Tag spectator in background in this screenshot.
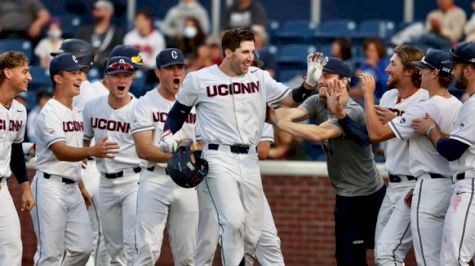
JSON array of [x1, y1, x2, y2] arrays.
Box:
[[34, 18, 63, 68], [222, 0, 267, 30], [27, 89, 52, 143], [331, 37, 353, 62], [187, 35, 222, 72], [161, 0, 210, 47], [178, 16, 206, 59], [124, 9, 166, 69], [76, 0, 124, 70], [0, 0, 50, 41], [252, 25, 277, 77], [464, 0, 475, 42], [351, 37, 389, 103], [206, 35, 223, 65], [413, 0, 466, 49]]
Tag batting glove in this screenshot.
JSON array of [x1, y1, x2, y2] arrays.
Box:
[[305, 52, 328, 87], [159, 130, 178, 153]]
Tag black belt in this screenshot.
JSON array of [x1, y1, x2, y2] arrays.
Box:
[[87, 157, 94, 161], [43, 173, 76, 184], [429, 173, 447, 179], [147, 167, 168, 174], [388, 174, 416, 183], [104, 167, 142, 179], [208, 144, 256, 154]]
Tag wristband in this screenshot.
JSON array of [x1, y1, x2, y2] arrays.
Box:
[[291, 82, 313, 103]]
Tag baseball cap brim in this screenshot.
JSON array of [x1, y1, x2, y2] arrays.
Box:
[[411, 60, 432, 69]]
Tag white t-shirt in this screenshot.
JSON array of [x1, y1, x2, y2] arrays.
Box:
[[176, 65, 290, 146], [0, 100, 26, 177], [130, 88, 196, 168], [35, 99, 84, 181], [83, 96, 140, 173], [73, 80, 109, 111], [124, 29, 166, 69], [449, 94, 475, 177], [34, 38, 62, 67], [380, 88, 429, 176], [389, 95, 462, 177]]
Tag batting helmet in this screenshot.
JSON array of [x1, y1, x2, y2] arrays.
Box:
[[50, 39, 95, 67], [167, 139, 208, 188]]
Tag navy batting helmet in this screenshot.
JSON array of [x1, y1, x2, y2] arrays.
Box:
[[166, 139, 208, 188], [50, 39, 95, 67]]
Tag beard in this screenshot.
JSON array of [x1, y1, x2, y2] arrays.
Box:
[[455, 75, 468, 90], [387, 78, 398, 89]]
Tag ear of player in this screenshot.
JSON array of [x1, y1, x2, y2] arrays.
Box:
[[305, 52, 329, 87], [166, 139, 209, 188]]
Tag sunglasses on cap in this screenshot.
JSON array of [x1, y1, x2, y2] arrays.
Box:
[[131, 55, 143, 65], [106, 61, 135, 72]]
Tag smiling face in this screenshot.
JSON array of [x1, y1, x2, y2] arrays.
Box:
[[227, 40, 255, 76], [155, 64, 186, 99], [385, 54, 405, 89], [8, 62, 32, 94], [318, 71, 348, 98], [55, 70, 85, 97], [107, 72, 134, 99]]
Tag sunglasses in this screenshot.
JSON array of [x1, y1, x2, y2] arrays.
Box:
[[106, 61, 134, 72]]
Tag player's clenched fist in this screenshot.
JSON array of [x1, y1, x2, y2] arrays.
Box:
[[306, 52, 328, 87], [359, 73, 376, 96], [159, 129, 178, 153], [92, 137, 120, 158]]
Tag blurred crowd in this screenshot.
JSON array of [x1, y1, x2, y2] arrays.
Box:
[[2, 0, 475, 161]]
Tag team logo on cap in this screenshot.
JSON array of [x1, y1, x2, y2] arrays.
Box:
[[72, 55, 78, 63], [171, 51, 178, 59], [119, 58, 125, 64]]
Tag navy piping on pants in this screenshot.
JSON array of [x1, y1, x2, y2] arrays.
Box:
[[416, 180, 427, 266], [205, 177, 226, 266], [457, 179, 475, 264]]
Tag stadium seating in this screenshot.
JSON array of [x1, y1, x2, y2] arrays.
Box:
[[276, 20, 318, 44], [29, 65, 52, 89], [0, 39, 33, 60], [314, 19, 357, 41], [130, 70, 148, 97], [276, 44, 316, 68], [59, 14, 83, 38], [356, 19, 396, 40]]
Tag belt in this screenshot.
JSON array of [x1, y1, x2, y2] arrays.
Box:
[[429, 173, 447, 179], [104, 167, 142, 179], [208, 144, 257, 154], [388, 174, 416, 183], [455, 172, 475, 180], [87, 157, 94, 161], [43, 173, 76, 184], [147, 166, 168, 174], [0, 176, 6, 182]]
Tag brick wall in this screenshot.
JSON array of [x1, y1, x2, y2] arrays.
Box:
[[8, 173, 417, 266]]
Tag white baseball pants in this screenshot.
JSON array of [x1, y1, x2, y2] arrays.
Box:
[[133, 167, 198, 266], [0, 179, 22, 266], [31, 172, 93, 266], [375, 181, 415, 266], [197, 149, 264, 266], [98, 172, 139, 265], [440, 178, 475, 266], [410, 177, 452, 266]]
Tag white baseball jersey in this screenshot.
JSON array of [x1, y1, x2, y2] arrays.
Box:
[[379, 88, 429, 176], [83, 96, 140, 173], [449, 94, 475, 177], [35, 99, 84, 181], [0, 100, 26, 178], [130, 88, 196, 167], [261, 123, 274, 143], [388, 95, 462, 177], [73, 80, 109, 111], [123, 29, 166, 69], [176, 65, 290, 146]]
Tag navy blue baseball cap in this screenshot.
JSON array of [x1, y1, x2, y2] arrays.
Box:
[[105, 56, 136, 75], [323, 57, 352, 78], [109, 45, 143, 69], [50, 52, 89, 77], [450, 42, 475, 64], [156, 48, 185, 68], [412, 49, 453, 75]]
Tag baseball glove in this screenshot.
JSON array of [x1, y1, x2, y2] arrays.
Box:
[[167, 139, 208, 188]]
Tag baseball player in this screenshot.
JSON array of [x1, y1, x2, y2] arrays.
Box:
[[195, 122, 285, 266], [159, 28, 327, 265], [130, 48, 198, 265], [359, 49, 461, 265], [267, 57, 385, 266], [82, 55, 141, 265], [0, 51, 35, 266], [410, 42, 475, 265], [373, 45, 428, 265], [30, 53, 119, 265], [52, 38, 111, 266]]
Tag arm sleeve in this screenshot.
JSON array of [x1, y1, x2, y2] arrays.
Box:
[[163, 101, 193, 134], [337, 115, 370, 146], [262, 70, 291, 108], [387, 104, 424, 140], [436, 138, 469, 161], [450, 104, 475, 147], [82, 102, 94, 140], [260, 123, 275, 143], [10, 143, 28, 184], [176, 72, 199, 107], [14, 109, 27, 144]]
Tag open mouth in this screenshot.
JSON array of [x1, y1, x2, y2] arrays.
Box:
[[173, 78, 180, 86], [117, 86, 125, 91]]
